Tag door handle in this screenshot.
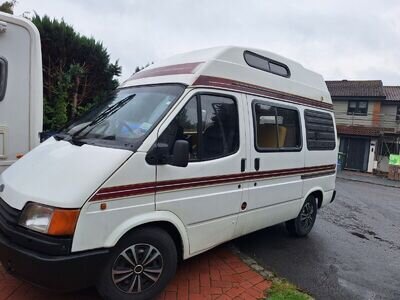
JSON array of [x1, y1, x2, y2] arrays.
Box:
[[241, 158, 246, 172], [254, 158, 260, 171]]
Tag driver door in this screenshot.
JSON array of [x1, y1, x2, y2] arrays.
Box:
[[155, 90, 246, 255]]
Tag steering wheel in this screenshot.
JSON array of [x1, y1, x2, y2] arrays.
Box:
[[118, 120, 136, 136], [118, 121, 148, 137]]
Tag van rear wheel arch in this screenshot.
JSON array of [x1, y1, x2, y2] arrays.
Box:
[[304, 189, 324, 209]]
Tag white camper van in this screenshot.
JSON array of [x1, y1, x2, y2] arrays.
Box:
[[0, 46, 337, 300], [0, 12, 43, 173]]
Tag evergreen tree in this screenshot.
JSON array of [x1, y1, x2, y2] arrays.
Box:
[[31, 15, 121, 130], [0, 0, 16, 14]]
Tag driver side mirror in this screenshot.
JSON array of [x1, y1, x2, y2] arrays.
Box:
[[169, 140, 189, 167], [145, 140, 189, 167]]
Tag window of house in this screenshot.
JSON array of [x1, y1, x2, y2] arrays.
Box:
[[159, 94, 239, 161], [396, 105, 400, 121], [347, 100, 368, 115], [0, 57, 7, 101], [244, 51, 290, 78], [304, 109, 336, 151], [253, 102, 301, 151]]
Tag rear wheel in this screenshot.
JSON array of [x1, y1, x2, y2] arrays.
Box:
[[96, 227, 177, 300], [286, 195, 317, 237]]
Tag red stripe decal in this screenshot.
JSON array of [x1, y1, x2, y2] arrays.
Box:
[[91, 164, 336, 202], [130, 62, 203, 80], [192, 75, 333, 111]]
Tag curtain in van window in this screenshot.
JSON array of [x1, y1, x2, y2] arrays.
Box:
[[254, 103, 300, 150]]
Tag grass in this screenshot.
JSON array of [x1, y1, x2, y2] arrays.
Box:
[[266, 279, 312, 300]]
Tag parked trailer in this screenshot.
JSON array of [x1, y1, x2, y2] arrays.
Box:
[[0, 12, 43, 173]]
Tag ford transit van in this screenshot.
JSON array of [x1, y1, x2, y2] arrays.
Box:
[[0, 46, 337, 300]]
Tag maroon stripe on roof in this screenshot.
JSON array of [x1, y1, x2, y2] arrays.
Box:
[[91, 164, 336, 201], [193, 75, 333, 110], [130, 62, 203, 80]]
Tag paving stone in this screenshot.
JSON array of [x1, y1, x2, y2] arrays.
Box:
[[0, 246, 271, 299]]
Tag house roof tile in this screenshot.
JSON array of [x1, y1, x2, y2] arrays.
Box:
[[326, 80, 385, 98], [383, 86, 400, 102]]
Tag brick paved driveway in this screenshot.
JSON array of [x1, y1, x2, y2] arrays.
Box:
[[0, 247, 271, 300]]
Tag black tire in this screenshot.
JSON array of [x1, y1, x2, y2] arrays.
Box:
[[96, 226, 177, 300], [286, 195, 317, 237]]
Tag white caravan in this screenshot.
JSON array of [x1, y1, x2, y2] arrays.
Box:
[[0, 12, 43, 173], [0, 46, 337, 300]]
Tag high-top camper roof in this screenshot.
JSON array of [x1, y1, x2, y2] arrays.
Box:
[[121, 46, 332, 110]]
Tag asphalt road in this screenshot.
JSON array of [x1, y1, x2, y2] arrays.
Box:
[[234, 177, 400, 300]]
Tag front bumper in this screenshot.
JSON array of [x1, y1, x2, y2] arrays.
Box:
[[0, 231, 110, 291]]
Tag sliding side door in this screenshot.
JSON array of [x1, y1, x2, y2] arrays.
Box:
[[235, 96, 305, 236]]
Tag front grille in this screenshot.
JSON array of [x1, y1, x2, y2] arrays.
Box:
[[0, 197, 20, 226], [0, 197, 73, 256]]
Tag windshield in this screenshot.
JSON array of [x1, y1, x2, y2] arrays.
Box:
[[61, 84, 185, 150]]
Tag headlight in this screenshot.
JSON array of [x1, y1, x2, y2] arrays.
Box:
[[19, 203, 80, 236]]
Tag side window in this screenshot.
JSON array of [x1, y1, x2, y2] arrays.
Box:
[[254, 102, 301, 151], [347, 100, 368, 115], [159, 96, 199, 160], [244, 51, 290, 78], [0, 57, 7, 102], [304, 109, 336, 150], [200, 95, 239, 159], [159, 94, 239, 161]]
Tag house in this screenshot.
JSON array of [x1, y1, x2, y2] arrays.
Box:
[[380, 86, 400, 172], [326, 80, 400, 173]]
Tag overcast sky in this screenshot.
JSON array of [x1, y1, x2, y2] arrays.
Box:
[[14, 0, 400, 85]]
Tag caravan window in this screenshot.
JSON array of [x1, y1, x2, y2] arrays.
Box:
[[0, 57, 7, 101], [253, 102, 301, 151], [304, 109, 336, 150]]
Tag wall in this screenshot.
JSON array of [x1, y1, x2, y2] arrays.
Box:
[[377, 155, 389, 173], [381, 104, 400, 132], [333, 100, 378, 127]]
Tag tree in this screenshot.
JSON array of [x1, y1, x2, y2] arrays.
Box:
[[0, 0, 16, 14], [31, 15, 121, 130]]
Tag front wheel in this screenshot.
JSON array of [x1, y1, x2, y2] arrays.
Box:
[[96, 227, 177, 300], [286, 195, 317, 237]]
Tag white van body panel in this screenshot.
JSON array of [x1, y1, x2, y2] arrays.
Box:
[[0, 13, 43, 173], [0, 138, 132, 209]]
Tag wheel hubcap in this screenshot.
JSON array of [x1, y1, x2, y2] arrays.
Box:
[[300, 202, 314, 230], [112, 243, 163, 294], [133, 265, 144, 274]]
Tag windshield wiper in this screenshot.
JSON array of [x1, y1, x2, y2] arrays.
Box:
[[71, 94, 136, 139], [53, 133, 69, 141]]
